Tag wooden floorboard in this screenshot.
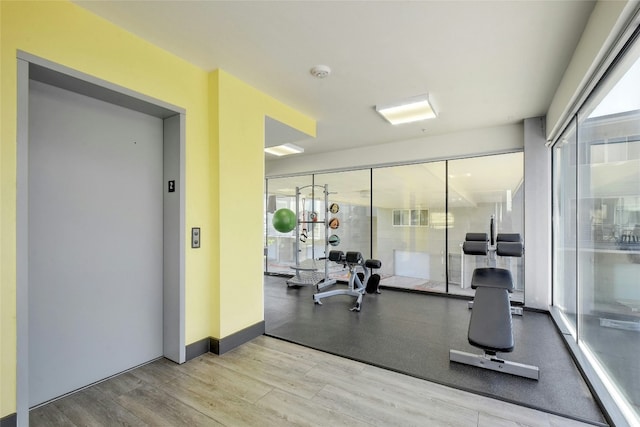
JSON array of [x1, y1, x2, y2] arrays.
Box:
[[30, 335, 598, 427]]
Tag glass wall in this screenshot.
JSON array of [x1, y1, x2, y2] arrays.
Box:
[[552, 36, 640, 425], [372, 162, 446, 292], [265, 151, 524, 298], [447, 153, 524, 300]]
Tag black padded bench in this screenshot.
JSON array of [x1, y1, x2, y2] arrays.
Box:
[[468, 286, 514, 353], [450, 230, 539, 380]]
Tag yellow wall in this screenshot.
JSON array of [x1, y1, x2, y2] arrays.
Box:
[[0, 0, 315, 418], [0, 0, 209, 416], [209, 70, 315, 337]]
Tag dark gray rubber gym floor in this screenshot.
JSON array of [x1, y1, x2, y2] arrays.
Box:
[[264, 275, 608, 426]]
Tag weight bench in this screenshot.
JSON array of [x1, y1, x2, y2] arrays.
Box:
[[313, 250, 381, 312], [450, 232, 539, 380], [463, 233, 524, 315]]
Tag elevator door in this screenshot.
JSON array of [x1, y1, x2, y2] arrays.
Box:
[[28, 80, 164, 406]]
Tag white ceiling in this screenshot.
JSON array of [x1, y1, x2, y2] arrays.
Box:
[[74, 0, 596, 156]]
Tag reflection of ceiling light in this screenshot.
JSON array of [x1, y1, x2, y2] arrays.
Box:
[[376, 94, 437, 125], [264, 143, 304, 157]]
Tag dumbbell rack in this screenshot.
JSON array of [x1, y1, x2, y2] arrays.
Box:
[[286, 184, 337, 289]]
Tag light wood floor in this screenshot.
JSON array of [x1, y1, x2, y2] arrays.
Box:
[[30, 336, 597, 427]]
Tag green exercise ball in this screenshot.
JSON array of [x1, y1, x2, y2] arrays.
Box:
[[272, 208, 297, 233]]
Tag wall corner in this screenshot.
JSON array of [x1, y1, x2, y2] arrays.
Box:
[[524, 117, 552, 310]]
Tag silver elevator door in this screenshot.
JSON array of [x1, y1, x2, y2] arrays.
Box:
[[28, 80, 164, 406]]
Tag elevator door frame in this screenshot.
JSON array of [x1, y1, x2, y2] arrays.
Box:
[[15, 51, 186, 425]]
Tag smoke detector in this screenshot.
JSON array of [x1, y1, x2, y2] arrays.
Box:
[[310, 65, 331, 79]]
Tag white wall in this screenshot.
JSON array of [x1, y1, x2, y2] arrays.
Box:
[[266, 123, 523, 177], [374, 207, 445, 281], [546, 0, 638, 142], [524, 117, 552, 310]]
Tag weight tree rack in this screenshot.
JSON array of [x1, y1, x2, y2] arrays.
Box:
[[286, 184, 336, 289]]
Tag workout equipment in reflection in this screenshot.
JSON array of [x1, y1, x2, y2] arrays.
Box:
[[449, 219, 539, 380], [328, 234, 340, 246], [286, 185, 337, 288], [272, 208, 296, 233], [313, 250, 382, 312]]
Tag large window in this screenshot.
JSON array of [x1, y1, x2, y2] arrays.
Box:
[[553, 35, 640, 425]]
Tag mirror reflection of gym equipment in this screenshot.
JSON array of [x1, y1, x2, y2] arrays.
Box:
[[282, 184, 337, 289], [272, 184, 382, 311], [265, 154, 525, 302], [313, 250, 381, 312]]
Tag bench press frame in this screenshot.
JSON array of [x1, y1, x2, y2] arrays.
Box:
[[449, 349, 539, 380]]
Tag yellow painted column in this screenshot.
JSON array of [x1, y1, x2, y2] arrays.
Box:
[[209, 70, 315, 339]]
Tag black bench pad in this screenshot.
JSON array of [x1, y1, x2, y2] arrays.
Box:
[[365, 259, 381, 268], [328, 250, 344, 262], [468, 286, 514, 353], [345, 251, 363, 264], [471, 268, 514, 291]]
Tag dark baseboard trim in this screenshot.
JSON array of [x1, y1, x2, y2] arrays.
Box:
[[0, 413, 16, 427], [211, 321, 265, 355], [185, 336, 211, 362], [184, 321, 266, 360]]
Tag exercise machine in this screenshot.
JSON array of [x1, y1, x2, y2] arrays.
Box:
[[464, 232, 523, 316], [313, 250, 381, 312], [449, 230, 539, 380]]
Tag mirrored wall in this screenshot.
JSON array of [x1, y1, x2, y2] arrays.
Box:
[[448, 154, 524, 300], [266, 151, 524, 300], [372, 162, 446, 293], [265, 175, 312, 274]]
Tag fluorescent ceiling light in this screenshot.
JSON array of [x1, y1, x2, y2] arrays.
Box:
[[376, 94, 437, 125], [264, 143, 304, 157]]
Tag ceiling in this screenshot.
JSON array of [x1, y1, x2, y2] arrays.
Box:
[[74, 1, 596, 157]]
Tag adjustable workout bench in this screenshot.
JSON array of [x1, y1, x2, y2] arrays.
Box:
[[313, 250, 381, 312], [450, 232, 539, 380], [464, 233, 524, 315]]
